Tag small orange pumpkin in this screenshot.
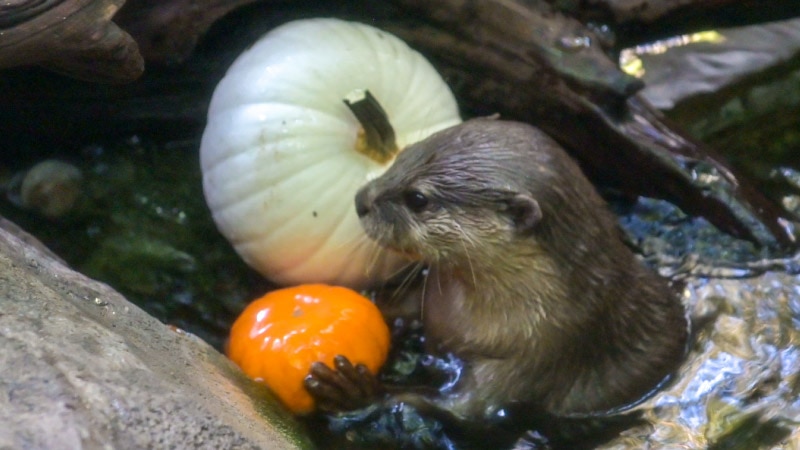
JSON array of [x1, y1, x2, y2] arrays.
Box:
[[226, 284, 390, 414]]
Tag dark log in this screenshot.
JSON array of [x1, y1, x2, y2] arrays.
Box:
[[114, 0, 261, 64], [544, 0, 800, 48], [0, 0, 143, 82], [390, 0, 799, 246]]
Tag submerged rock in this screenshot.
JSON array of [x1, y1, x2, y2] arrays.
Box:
[[0, 217, 313, 449]]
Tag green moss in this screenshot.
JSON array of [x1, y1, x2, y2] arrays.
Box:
[[0, 136, 273, 350]]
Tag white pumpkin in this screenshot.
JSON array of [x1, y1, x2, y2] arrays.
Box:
[[200, 18, 462, 289]]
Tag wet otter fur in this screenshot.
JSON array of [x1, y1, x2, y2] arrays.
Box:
[[307, 118, 688, 439]]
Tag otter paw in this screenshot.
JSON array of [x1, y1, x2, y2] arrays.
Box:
[[304, 355, 382, 413]]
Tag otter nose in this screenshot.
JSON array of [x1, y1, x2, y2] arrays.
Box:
[[354, 187, 372, 218]]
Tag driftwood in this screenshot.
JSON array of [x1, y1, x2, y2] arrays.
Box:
[[114, 0, 260, 64], [2, 0, 800, 247], [0, 0, 142, 82]]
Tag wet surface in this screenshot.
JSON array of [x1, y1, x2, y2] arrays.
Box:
[[597, 198, 800, 449]]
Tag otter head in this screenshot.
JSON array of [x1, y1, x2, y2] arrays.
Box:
[[355, 118, 617, 270], [354, 118, 567, 266]]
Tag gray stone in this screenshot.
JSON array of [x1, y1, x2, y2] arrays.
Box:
[[0, 217, 313, 450]]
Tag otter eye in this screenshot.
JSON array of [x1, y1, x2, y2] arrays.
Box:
[[403, 190, 429, 212]]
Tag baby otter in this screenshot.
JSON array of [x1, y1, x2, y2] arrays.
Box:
[[306, 118, 688, 440]]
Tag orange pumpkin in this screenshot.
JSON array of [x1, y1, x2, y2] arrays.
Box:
[[226, 284, 390, 414]]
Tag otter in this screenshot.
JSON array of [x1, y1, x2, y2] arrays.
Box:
[[305, 118, 688, 443]]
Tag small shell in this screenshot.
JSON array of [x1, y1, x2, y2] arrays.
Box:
[[18, 159, 84, 219]]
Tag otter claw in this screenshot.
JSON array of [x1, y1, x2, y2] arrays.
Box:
[[304, 374, 356, 412], [305, 356, 381, 412]]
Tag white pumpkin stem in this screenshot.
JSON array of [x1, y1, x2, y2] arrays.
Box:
[[344, 89, 398, 164]]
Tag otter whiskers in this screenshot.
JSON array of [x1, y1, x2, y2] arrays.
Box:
[[454, 222, 478, 288], [389, 261, 425, 302]]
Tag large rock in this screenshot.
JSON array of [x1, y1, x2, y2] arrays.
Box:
[[0, 217, 313, 449]]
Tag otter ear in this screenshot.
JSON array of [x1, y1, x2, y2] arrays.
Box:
[[507, 194, 542, 234]]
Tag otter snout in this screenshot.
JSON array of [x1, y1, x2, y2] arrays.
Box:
[[354, 185, 375, 218]]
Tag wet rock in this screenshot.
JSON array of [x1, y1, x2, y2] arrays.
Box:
[[0, 217, 313, 449]]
